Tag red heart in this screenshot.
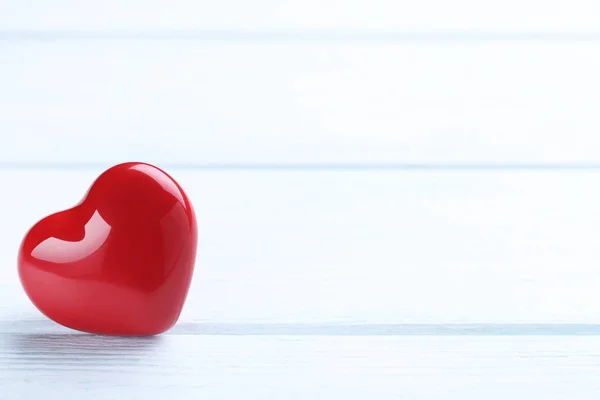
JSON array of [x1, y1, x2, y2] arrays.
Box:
[[18, 162, 198, 336]]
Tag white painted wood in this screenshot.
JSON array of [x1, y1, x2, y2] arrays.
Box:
[[3, 168, 600, 397], [2, 333, 600, 399], [4, 3, 600, 396], [3, 41, 600, 165], [1, 0, 600, 32], [2, 168, 600, 324]]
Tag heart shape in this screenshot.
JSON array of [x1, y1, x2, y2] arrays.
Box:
[[18, 162, 198, 336]]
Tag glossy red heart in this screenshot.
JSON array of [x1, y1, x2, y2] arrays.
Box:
[[18, 162, 198, 336]]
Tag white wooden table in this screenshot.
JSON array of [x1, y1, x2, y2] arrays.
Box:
[[4, 1, 600, 397], [2, 169, 600, 398]]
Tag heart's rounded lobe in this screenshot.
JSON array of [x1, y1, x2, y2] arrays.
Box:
[[18, 162, 198, 336]]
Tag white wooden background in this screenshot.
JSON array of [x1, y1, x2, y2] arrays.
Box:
[[3, 1, 600, 398]]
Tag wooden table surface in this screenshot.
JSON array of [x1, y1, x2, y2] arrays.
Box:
[[4, 3, 600, 395], [4, 325, 600, 399], [2, 169, 600, 399]]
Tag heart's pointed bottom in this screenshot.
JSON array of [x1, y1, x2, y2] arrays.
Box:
[[55, 320, 173, 337], [43, 311, 176, 337]]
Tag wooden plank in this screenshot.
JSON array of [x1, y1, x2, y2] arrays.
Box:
[[3, 41, 600, 165], [2, 333, 600, 399]]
